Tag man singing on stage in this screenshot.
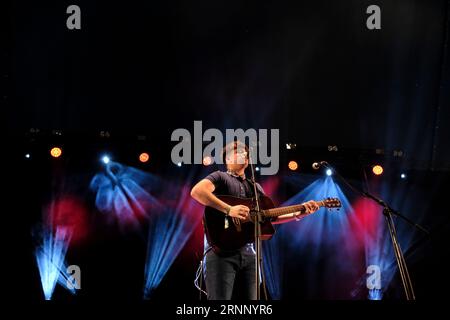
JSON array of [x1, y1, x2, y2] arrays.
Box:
[[191, 141, 320, 300]]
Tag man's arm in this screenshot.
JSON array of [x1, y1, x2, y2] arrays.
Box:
[[272, 200, 320, 225], [190, 179, 250, 220]]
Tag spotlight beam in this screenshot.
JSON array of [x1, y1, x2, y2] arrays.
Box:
[[35, 227, 76, 300], [321, 162, 427, 300]]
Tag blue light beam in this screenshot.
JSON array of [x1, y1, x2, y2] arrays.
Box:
[[90, 162, 163, 228], [34, 227, 76, 300], [143, 182, 202, 298]]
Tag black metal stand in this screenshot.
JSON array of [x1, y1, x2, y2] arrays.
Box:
[[319, 161, 429, 300], [363, 193, 419, 300], [248, 149, 264, 300]]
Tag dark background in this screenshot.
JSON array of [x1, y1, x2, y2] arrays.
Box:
[[4, 0, 450, 303], [6, 0, 450, 170]]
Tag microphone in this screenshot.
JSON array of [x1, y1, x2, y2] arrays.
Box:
[[312, 161, 327, 170]]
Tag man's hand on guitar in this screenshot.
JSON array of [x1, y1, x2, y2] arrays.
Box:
[[302, 200, 320, 214], [228, 205, 250, 220]]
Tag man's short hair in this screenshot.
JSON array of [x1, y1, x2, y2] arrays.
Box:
[[222, 141, 249, 164]]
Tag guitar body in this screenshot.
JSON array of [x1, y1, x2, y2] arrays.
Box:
[[203, 195, 276, 253]]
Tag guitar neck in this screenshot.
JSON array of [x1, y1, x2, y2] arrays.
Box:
[[262, 200, 325, 218]]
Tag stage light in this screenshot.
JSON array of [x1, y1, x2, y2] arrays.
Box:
[[368, 289, 382, 300], [99, 130, 110, 138], [35, 227, 76, 300], [326, 169, 333, 176], [177, 162, 182, 167], [139, 152, 150, 163], [286, 143, 296, 150], [400, 173, 407, 179], [327, 145, 338, 152], [90, 161, 162, 225], [264, 175, 349, 300], [288, 161, 298, 171], [372, 165, 383, 176], [102, 155, 110, 164], [137, 135, 147, 141], [25, 153, 31, 159], [143, 187, 202, 299], [202, 156, 213, 166], [393, 150, 404, 157], [50, 147, 62, 158], [255, 166, 260, 172], [52, 129, 62, 136]]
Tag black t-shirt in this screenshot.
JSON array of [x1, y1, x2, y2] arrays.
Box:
[[205, 170, 265, 199], [203, 170, 266, 253]]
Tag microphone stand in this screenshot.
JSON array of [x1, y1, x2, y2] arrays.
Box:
[[319, 162, 429, 300], [248, 148, 263, 300]]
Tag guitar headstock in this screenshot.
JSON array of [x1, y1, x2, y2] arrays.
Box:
[[321, 197, 342, 210]]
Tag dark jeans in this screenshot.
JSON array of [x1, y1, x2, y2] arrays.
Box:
[[203, 246, 257, 300]]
